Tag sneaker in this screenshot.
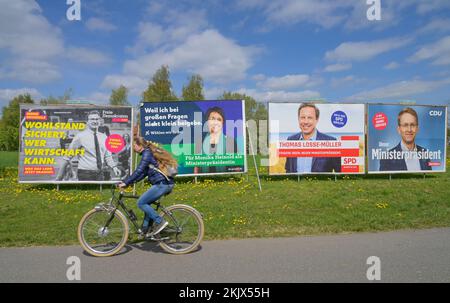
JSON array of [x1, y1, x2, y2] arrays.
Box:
[[151, 219, 168, 235], [138, 226, 150, 240]]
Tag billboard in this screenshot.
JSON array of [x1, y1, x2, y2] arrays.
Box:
[[368, 104, 447, 173], [140, 100, 247, 176], [19, 105, 133, 183], [269, 103, 365, 175]]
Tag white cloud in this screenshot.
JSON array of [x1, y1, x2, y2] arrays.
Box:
[[204, 85, 321, 102], [252, 74, 266, 82], [349, 78, 450, 101], [324, 63, 352, 72], [0, 1, 63, 60], [418, 18, 450, 35], [127, 9, 209, 54], [66, 47, 111, 65], [408, 36, 450, 66], [204, 87, 227, 100], [236, 88, 321, 102], [257, 74, 321, 90], [325, 37, 412, 63], [120, 29, 261, 85], [0, 0, 64, 83], [78, 91, 111, 104], [85, 17, 117, 32], [330, 75, 358, 88], [107, 7, 259, 92], [106, 8, 247, 95], [5, 59, 61, 84], [128, 22, 166, 52], [0, 88, 42, 107], [101, 74, 148, 96], [235, 0, 450, 31], [263, 0, 346, 29], [415, 0, 450, 14], [0, 1, 112, 84], [384, 61, 400, 70]]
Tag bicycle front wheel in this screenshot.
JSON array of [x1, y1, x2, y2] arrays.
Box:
[[77, 208, 129, 257], [159, 204, 204, 255]]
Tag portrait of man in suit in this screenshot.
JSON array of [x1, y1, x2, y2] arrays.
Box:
[[285, 103, 341, 173], [56, 110, 121, 181], [379, 107, 431, 171]]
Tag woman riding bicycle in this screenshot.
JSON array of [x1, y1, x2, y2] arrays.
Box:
[[118, 136, 177, 237]]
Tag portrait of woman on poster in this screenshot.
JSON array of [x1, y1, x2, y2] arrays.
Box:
[[197, 106, 240, 174]]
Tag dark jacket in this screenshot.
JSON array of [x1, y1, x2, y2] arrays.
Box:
[[284, 130, 341, 173], [122, 148, 174, 186], [379, 143, 432, 171]]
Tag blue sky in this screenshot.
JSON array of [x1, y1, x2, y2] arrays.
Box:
[[1, 0, 450, 109]]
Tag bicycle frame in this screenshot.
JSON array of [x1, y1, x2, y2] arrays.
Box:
[[79, 185, 204, 256], [96, 187, 177, 236]]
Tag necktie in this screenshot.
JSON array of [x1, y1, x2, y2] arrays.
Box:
[[94, 130, 102, 170]]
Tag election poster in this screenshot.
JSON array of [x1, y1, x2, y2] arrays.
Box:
[[268, 103, 365, 175], [140, 100, 246, 176], [19, 105, 133, 183], [367, 104, 447, 173]]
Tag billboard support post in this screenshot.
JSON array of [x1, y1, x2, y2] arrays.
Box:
[[389, 174, 392, 181], [56, 184, 59, 191], [132, 150, 138, 195], [247, 124, 262, 192]]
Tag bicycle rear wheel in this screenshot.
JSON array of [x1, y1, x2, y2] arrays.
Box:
[[77, 208, 129, 257], [158, 204, 204, 255]]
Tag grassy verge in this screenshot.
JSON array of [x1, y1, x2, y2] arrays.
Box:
[[0, 154, 449, 247], [0, 151, 18, 170]]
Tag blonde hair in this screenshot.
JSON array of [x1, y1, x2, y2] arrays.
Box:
[[397, 107, 418, 126], [134, 136, 178, 175]]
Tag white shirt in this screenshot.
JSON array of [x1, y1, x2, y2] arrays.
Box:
[[65, 128, 115, 170], [401, 141, 421, 171]]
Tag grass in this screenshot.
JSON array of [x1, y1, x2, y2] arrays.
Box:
[[0, 151, 18, 170], [0, 152, 449, 247]]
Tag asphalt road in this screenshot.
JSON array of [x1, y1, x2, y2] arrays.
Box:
[[1, 228, 449, 283]]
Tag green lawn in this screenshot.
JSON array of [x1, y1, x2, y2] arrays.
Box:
[[0, 151, 18, 170], [0, 153, 449, 247]]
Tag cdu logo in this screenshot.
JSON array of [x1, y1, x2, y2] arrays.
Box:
[[429, 110, 442, 117]]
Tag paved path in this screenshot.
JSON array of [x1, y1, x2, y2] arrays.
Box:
[[1, 228, 449, 283]]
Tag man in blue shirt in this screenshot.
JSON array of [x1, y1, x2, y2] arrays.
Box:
[[285, 103, 341, 173]]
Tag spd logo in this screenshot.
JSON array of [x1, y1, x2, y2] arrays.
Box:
[[343, 158, 357, 164]]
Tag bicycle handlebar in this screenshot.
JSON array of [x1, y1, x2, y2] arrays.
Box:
[[110, 184, 140, 199]]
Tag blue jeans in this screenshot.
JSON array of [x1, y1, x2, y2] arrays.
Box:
[[137, 183, 174, 229]]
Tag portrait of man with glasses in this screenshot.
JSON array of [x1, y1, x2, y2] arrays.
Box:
[[379, 107, 432, 171]]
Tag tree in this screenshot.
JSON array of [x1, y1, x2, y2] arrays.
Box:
[[0, 94, 34, 151], [109, 85, 129, 105], [142, 65, 178, 102], [40, 88, 73, 105], [220, 91, 267, 122], [182, 74, 204, 101], [219, 92, 268, 155]]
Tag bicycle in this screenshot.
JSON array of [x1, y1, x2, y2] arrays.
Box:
[[77, 186, 204, 257]]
